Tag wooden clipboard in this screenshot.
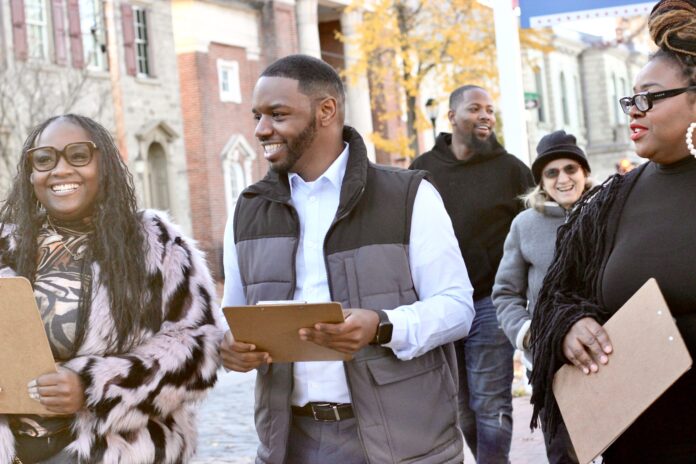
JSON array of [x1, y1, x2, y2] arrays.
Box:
[[223, 302, 352, 362], [0, 277, 58, 415], [552, 278, 692, 464]]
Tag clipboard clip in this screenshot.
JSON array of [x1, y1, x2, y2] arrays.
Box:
[[257, 300, 307, 305]]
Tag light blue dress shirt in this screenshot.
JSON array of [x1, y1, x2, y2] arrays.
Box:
[[222, 143, 474, 405]]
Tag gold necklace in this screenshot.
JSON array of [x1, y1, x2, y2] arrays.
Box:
[[46, 216, 82, 261]]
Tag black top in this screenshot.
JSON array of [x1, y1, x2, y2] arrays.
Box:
[[410, 132, 534, 299], [601, 156, 696, 461]]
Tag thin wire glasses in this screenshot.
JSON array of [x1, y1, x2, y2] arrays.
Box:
[[27, 141, 97, 172], [619, 85, 696, 115]]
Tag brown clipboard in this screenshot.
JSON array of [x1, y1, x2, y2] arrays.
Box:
[[223, 302, 352, 362], [0, 277, 58, 415], [552, 278, 692, 464]]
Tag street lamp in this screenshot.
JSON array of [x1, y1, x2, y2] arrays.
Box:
[[425, 98, 438, 140]]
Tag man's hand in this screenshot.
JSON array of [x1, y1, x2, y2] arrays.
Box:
[[220, 330, 271, 372], [29, 366, 85, 414], [562, 317, 613, 375], [299, 308, 380, 354]]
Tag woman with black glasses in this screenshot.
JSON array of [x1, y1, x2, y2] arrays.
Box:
[[529, 1, 696, 462], [0, 114, 222, 463], [494, 130, 591, 464]]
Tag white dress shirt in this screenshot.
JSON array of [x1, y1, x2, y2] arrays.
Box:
[[222, 143, 474, 406]]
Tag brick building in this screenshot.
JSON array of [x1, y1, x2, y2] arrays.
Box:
[[0, 0, 192, 233], [172, 0, 377, 276]]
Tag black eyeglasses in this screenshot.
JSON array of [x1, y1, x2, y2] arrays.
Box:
[[27, 141, 97, 172], [543, 163, 581, 179], [619, 85, 696, 115]]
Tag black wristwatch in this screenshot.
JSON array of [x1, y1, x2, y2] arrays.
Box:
[[371, 310, 393, 345]]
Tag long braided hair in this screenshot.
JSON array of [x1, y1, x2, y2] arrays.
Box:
[[0, 114, 158, 353], [529, 0, 696, 435]]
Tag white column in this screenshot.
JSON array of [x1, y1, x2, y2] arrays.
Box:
[[493, 0, 530, 165], [296, 0, 321, 58], [340, 9, 375, 162]]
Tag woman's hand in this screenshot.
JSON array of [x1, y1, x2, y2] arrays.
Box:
[[28, 366, 86, 414], [562, 317, 613, 375]]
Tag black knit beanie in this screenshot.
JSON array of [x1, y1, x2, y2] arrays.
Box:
[[531, 130, 591, 183]]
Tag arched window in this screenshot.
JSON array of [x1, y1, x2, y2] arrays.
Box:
[[221, 135, 257, 217], [147, 142, 170, 211]]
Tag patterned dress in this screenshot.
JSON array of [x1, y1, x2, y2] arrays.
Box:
[[10, 218, 92, 440]]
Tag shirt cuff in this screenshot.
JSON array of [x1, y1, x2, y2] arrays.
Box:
[[382, 309, 408, 353], [515, 319, 532, 351]]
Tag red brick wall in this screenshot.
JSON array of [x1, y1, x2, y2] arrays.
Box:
[[319, 21, 344, 70], [179, 2, 300, 277], [273, 4, 299, 60], [179, 45, 264, 277]]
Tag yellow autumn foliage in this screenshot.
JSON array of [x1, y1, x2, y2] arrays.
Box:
[[338, 0, 550, 159]]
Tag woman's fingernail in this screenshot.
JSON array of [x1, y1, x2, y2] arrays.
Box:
[[27, 380, 37, 389], [590, 364, 598, 372], [600, 355, 608, 364], [604, 346, 612, 353], [583, 367, 589, 374]]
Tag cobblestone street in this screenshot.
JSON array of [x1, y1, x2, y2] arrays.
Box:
[[192, 371, 548, 463]]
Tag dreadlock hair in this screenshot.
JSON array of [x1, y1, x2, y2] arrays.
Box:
[[529, 0, 696, 437], [649, 0, 696, 88], [0, 114, 157, 353]]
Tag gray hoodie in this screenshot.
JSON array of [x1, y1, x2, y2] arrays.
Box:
[[493, 202, 565, 369]]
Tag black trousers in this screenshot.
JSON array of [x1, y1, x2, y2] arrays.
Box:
[[13, 429, 75, 464]]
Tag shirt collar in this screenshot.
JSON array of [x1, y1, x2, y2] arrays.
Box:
[[289, 142, 350, 192]]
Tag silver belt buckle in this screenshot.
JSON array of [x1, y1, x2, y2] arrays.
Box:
[[311, 403, 341, 422]]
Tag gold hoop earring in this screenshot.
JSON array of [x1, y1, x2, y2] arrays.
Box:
[[687, 122, 696, 156]]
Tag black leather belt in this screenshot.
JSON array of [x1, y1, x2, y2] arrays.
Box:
[[292, 402, 354, 422]]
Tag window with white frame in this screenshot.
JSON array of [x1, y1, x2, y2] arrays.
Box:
[[25, 0, 49, 60], [225, 161, 245, 215], [574, 75, 584, 127], [221, 135, 256, 217], [133, 6, 150, 76], [534, 69, 545, 123], [612, 73, 620, 125], [80, 0, 107, 70], [560, 72, 570, 126], [218, 60, 242, 103]]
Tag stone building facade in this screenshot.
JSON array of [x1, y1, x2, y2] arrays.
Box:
[[0, 0, 192, 233], [522, 28, 647, 181]]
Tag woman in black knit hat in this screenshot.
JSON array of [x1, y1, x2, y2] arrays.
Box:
[[495, 130, 592, 463], [529, 1, 696, 462]]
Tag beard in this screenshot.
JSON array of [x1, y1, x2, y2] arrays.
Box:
[[462, 128, 495, 154], [269, 113, 318, 175]]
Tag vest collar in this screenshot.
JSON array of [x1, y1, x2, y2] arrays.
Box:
[[243, 126, 369, 217]]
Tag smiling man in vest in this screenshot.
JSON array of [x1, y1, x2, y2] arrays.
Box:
[[219, 54, 475, 464]]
